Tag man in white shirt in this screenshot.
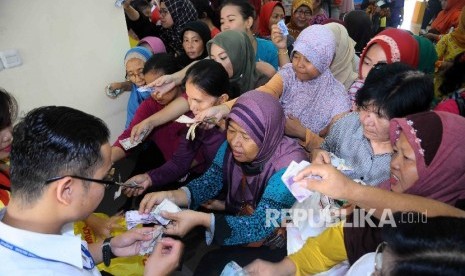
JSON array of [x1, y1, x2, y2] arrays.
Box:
[[0, 106, 182, 275]]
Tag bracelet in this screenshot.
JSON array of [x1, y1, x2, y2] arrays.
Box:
[[278, 49, 289, 56]]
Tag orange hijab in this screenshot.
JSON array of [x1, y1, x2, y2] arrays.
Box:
[[430, 0, 464, 34], [451, 8, 465, 48]]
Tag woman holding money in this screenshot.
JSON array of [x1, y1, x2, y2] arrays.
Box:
[[123, 59, 234, 196], [138, 91, 308, 274]]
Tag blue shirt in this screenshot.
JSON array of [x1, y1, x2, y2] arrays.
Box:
[[255, 37, 279, 70]]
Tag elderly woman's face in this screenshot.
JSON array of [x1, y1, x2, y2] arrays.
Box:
[[358, 104, 390, 142], [292, 5, 311, 29], [227, 120, 259, 163], [389, 132, 419, 193]]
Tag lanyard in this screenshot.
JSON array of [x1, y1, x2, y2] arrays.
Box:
[[0, 238, 95, 270]]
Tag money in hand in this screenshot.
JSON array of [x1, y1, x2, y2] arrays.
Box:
[[139, 226, 164, 255], [151, 198, 182, 225], [125, 210, 159, 230]]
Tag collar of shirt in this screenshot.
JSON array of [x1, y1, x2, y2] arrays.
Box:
[[0, 208, 84, 269]]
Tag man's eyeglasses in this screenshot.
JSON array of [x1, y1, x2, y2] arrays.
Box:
[[125, 71, 144, 81], [294, 9, 312, 17], [45, 168, 142, 189], [373, 241, 387, 275]]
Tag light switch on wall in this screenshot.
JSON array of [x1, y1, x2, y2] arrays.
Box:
[[0, 49, 22, 69]]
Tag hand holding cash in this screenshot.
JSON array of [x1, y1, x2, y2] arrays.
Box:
[[175, 115, 217, 140]]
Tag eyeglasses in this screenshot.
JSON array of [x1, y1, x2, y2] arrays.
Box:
[[294, 9, 312, 17], [373, 241, 387, 275], [125, 71, 144, 81], [45, 168, 142, 189]]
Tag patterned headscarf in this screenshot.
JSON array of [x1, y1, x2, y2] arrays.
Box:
[[258, 1, 285, 37], [359, 28, 419, 78], [137, 36, 167, 54], [207, 30, 267, 94], [286, 0, 313, 39], [324, 22, 358, 90], [224, 91, 307, 213], [451, 8, 465, 48], [382, 111, 465, 205], [160, 0, 198, 55], [280, 25, 350, 133]]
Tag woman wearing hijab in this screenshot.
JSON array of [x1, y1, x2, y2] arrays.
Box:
[[287, 0, 313, 39], [244, 111, 465, 275], [138, 91, 308, 275], [158, 0, 198, 56], [201, 25, 350, 150], [137, 36, 167, 54], [435, 8, 465, 96], [426, 0, 465, 41], [324, 22, 358, 91], [348, 28, 420, 108], [258, 1, 295, 54], [413, 35, 438, 74], [313, 63, 433, 187], [176, 20, 211, 67], [207, 30, 270, 95], [343, 10, 374, 56]]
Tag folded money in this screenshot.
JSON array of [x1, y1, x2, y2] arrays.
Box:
[[220, 261, 247, 276], [118, 128, 149, 150], [125, 211, 159, 230], [151, 198, 182, 225], [139, 226, 164, 255], [175, 115, 196, 124]]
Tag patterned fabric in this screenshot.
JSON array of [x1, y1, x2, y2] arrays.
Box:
[[380, 111, 465, 205], [359, 29, 419, 78], [435, 32, 465, 95], [309, 11, 329, 25], [224, 91, 307, 213], [286, 0, 313, 39], [186, 142, 297, 245], [321, 112, 391, 186], [450, 8, 465, 48], [160, 0, 198, 55], [280, 25, 350, 133]]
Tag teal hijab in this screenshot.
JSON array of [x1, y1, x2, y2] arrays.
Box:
[[413, 35, 438, 74]]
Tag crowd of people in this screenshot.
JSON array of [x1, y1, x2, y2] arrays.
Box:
[[1, 0, 465, 275]]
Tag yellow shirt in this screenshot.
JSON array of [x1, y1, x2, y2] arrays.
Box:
[[288, 222, 348, 275]]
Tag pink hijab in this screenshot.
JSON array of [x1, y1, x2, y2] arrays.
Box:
[[381, 111, 465, 205], [137, 36, 167, 54]]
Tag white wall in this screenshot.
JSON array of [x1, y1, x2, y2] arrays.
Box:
[[0, 0, 131, 142]]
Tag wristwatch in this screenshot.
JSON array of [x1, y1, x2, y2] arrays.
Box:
[[102, 237, 116, 266]]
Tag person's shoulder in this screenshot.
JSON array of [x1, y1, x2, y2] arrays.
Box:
[[256, 37, 277, 50]]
